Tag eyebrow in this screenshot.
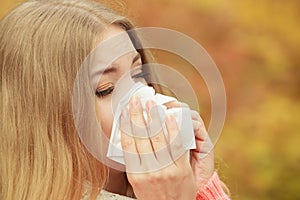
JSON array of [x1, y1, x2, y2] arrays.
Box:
[[96, 53, 141, 75], [98, 66, 118, 75]]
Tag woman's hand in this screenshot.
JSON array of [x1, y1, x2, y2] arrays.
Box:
[[120, 97, 196, 200], [164, 101, 215, 190], [189, 110, 214, 190]]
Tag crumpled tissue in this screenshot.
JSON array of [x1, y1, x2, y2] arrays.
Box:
[[107, 82, 196, 164]]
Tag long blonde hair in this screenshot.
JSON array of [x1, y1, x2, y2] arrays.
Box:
[[0, 0, 149, 199]]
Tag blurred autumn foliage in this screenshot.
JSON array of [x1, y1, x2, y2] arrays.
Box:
[[1, 0, 300, 199]]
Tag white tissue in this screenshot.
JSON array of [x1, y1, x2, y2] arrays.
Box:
[[107, 82, 196, 164]]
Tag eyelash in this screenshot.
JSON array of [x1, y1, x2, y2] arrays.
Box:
[[95, 86, 114, 98], [94, 71, 150, 98]]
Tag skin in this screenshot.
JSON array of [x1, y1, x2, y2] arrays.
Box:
[[93, 25, 214, 199]]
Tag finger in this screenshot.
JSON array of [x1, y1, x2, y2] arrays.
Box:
[[120, 108, 136, 152], [129, 96, 155, 155], [190, 110, 202, 123], [146, 100, 167, 151], [163, 100, 189, 109], [192, 122, 214, 159], [146, 101, 173, 165], [129, 96, 147, 136], [190, 110, 206, 139], [192, 117, 209, 152], [145, 100, 161, 136], [197, 135, 214, 159], [120, 109, 140, 168], [165, 115, 186, 164], [192, 120, 206, 141]]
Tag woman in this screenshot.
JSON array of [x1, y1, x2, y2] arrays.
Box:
[[0, 0, 229, 199]]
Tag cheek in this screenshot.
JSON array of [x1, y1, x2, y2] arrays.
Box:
[[95, 98, 114, 138]]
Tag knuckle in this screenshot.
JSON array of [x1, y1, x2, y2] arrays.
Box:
[[165, 171, 177, 181], [136, 139, 151, 152], [151, 134, 164, 143], [147, 172, 164, 184], [190, 110, 201, 120], [121, 138, 134, 150], [190, 110, 197, 116], [193, 120, 204, 130], [193, 121, 201, 130]]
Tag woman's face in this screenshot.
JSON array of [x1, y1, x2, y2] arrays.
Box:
[[92, 25, 142, 138]]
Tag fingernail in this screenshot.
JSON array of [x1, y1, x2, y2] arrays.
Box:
[[165, 115, 174, 123], [130, 96, 139, 108], [146, 100, 156, 113]]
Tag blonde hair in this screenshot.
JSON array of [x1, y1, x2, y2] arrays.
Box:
[[0, 0, 151, 199]]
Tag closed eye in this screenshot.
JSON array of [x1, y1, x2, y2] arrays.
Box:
[[95, 85, 114, 98]]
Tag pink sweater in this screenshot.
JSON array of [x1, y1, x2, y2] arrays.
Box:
[[196, 172, 230, 200], [83, 172, 230, 199]]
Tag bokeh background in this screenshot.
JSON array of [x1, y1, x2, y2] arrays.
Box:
[[1, 0, 299, 199]]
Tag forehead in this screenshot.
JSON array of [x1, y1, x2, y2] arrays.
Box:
[[88, 25, 136, 77], [91, 25, 136, 68]]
